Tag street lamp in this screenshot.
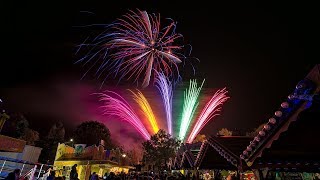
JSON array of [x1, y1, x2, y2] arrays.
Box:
[[64, 138, 74, 147], [0, 99, 10, 133]]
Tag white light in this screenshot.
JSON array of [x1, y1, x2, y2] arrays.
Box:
[[122, 154, 126, 158], [259, 131, 266, 136], [264, 125, 271, 130], [70, 138, 73, 142], [275, 111, 282, 117], [281, 102, 289, 108], [269, 118, 277, 124], [254, 137, 260, 142], [288, 94, 294, 99]]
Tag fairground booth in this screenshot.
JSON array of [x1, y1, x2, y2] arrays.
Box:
[[0, 135, 49, 179], [53, 142, 134, 179], [0, 103, 51, 179]]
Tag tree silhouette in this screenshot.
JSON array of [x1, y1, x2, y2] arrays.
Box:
[[20, 129, 39, 146], [73, 121, 112, 148], [1, 113, 39, 145], [126, 145, 143, 165], [2, 113, 28, 138], [38, 121, 65, 164], [47, 121, 65, 142], [142, 129, 181, 170]]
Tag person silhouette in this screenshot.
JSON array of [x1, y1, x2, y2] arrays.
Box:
[[70, 164, 78, 180], [5, 169, 20, 180]]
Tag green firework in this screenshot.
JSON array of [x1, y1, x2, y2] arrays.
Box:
[[178, 79, 205, 141]]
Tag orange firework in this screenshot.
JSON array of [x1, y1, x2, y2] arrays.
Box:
[[129, 89, 159, 134]]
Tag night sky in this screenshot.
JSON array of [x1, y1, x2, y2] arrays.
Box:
[[1, 1, 314, 148]]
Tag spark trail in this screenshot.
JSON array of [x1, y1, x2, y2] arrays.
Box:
[[187, 88, 229, 143], [179, 79, 205, 141], [130, 89, 159, 134], [155, 72, 173, 134], [97, 91, 150, 139]]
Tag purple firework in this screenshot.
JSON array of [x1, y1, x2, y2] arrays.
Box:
[[77, 10, 185, 87]]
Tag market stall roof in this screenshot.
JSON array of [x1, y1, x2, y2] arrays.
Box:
[[194, 136, 251, 170], [0, 135, 26, 153], [241, 64, 320, 172], [208, 136, 251, 169], [54, 159, 119, 166], [179, 142, 202, 169], [195, 142, 237, 170]]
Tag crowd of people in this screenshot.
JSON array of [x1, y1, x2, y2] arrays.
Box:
[[4, 164, 239, 180], [92, 171, 239, 180], [100, 171, 197, 180], [4, 169, 20, 180]]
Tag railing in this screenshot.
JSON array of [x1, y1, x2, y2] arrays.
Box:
[[0, 157, 52, 179], [20, 165, 37, 180]]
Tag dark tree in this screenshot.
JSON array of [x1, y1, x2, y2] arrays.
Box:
[[2, 113, 29, 138], [37, 121, 65, 164], [142, 129, 181, 170], [1, 113, 39, 146], [15, 115, 29, 138], [47, 121, 65, 142], [20, 128, 39, 146], [73, 121, 112, 148]]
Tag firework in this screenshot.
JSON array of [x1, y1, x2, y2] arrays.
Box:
[[130, 89, 159, 134], [155, 72, 173, 134], [179, 79, 205, 141], [97, 91, 150, 139], [77, 10, 184, 87], [186, 88, 229, 143]]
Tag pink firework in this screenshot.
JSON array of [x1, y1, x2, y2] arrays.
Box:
[[77, 10, 184, 87], [186, 88, 229, 143], [97, 91, 150, 140]]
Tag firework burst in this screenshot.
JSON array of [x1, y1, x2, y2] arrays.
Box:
[[77, 10, 184, 87]]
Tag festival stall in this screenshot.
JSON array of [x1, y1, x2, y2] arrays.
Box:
[[0, 135, 46, 179], [53, 143, 134, 179]]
